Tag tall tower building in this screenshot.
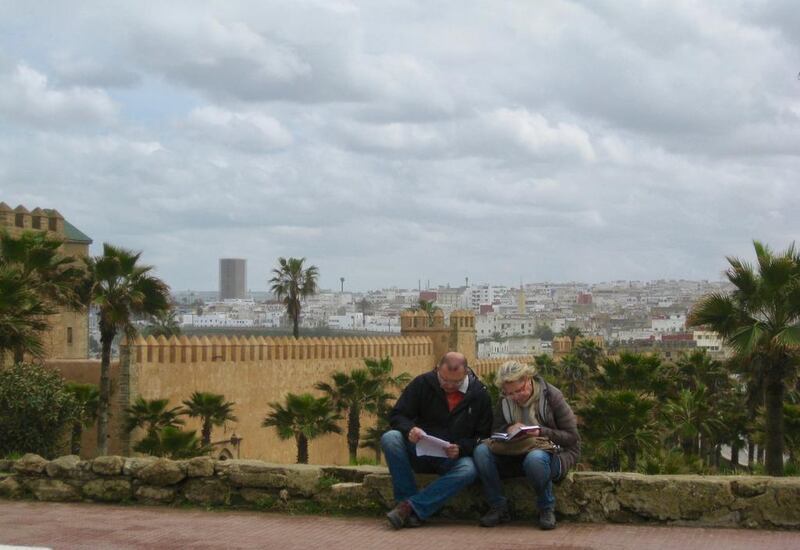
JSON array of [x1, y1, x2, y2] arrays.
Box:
[[219, 258, 247, 300]]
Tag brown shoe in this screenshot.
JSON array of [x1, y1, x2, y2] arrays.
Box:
[[386, 501, 413, 530]]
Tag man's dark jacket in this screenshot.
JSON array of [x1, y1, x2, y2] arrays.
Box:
[[389, 368, 493, 457]]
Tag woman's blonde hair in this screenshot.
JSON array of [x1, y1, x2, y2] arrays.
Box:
[[495, 360, 537, 387]]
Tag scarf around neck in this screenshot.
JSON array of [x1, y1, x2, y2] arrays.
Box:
[[503, 378, 542, 426]]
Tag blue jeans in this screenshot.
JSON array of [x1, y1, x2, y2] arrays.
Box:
[[473, 443, 561, 512], [380, 430, 477, 520]]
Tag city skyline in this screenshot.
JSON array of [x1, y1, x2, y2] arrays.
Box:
[[3, 2, 799, 290]]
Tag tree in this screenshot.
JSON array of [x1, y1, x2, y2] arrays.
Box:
[[80, 244, 171, 456], [144, 309, 182, 339], [134, 426, 209, 459], [359, 357, 410, 462], [560, 326, 583, 350], [579, 390, 658, 471], [533, 324, 555, 341], [263, 393, 341, 464], [0, 266, 50, 362], [662, 386, 724, 458], [181, 391, 237, 447], [316, 368, 382, 463], [124, 396, 184, 436], [269, 257, 319, 338], [0, 363, 77, 458], [574, 339, 604, 375], [65, 382, 99, 456], [416, 299, 441, 326], [688, 241, 800, 476], [357, 298, 373, 326], [0, 230, 84, 362], [534, 354, 559, 379], [559, 353, 590, 401]]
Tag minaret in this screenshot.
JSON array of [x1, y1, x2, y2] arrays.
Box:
[[517, 279, 525, 314]]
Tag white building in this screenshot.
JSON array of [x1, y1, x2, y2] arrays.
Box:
[[651, 314, 686, 333]]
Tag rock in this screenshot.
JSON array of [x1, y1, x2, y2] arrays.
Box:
[[284, 465, 322, 497], [184, 478, 230, 506], [362, 473, 394, 508], [676, 477, 734, 521], [0, 476, 23, 498], [122, 456, 158, 477], [26, 478, 81, 502], [320, 465, 388, 483], [759, 480, 800, 528], [14, 453, 48, 475], [187, 456, 215, 477], [135, 485, 176, 504], [92, 456, 125, 476], [83, 479, 132, 502], [46, 455, 81, 478], [225, 460, 288, 489], [239, 488, 274, 504], [616, 475, 681, 521], [0, 459, 14, 472], [730, 477, 769, 498], [136, 459, 186, 486]]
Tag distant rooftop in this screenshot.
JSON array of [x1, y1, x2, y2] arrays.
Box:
[[63, 220, 92, 244]]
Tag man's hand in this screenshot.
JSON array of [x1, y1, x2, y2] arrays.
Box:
[[408, 427, 424, 443], [445, 444, 460, 459]]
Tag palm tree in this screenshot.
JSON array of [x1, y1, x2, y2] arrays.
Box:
[[124, 396, 185, 436], [574, 339, 604, 375], [181, 391, 238, 446], [559, 353, 590, 401], [65, 382, 99, 456], [145, 309, 181, 339], [358, 357, 410, 462], [134, 426, 209, 459], [534, 354, 559, 379], [269, 257, 319, 338], [560, 326, 583, 350], [316, 368, 382, 463], [263, 393, 342, 464], [0, 265, 50, 362], [663, 386, 724, 458], [579, 390, 659, 471], [0, 230, 84, 362], [688, 241, 800, 476], [80, 243, 171, 456], [416, 299, 440, 326]]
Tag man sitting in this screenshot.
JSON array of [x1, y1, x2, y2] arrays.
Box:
[[381, 351, 493, 529]]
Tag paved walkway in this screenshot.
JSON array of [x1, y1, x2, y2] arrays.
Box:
[[1, 501, 798, 550]]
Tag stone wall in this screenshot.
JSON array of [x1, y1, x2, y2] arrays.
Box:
[[2, 454, 799, 530], [121, 335, 438, 464]]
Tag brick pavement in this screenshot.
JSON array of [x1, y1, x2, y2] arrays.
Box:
[[1, 501, 798, 550]]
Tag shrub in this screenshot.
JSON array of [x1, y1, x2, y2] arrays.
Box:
[[0, 362, 77, 458]]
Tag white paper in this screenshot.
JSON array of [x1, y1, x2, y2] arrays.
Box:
[[415, 433, 450, 458]]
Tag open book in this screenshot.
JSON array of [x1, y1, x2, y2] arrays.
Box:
[[490, 425, 540, 441]]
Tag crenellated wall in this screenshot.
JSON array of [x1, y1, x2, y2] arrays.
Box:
[[119, 335, 438, 465], [473, 356, 536, 378]]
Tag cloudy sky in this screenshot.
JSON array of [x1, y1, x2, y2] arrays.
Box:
[[2, 1, 799, 291]]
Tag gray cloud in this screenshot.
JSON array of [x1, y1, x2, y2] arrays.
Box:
[[1, 0, 799, 291]]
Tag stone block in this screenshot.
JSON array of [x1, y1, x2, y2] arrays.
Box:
[[760, 480, 800, 528], [184, 478, 230, 506], [83, 479, 132, 502], [187, 456, 215, 477], [46, 455, 81, 478], [0, 476, 23, 498], [122, 456, 158, 477], [0, 460, 14, 472], [137, 458, 186, 486], [239, 488, 274, 504], [14, 453, 48, 475], [26, 478, 81, 502], [135, 485, 176, 504], [320, 465, 388, 483], [224, 460, 289, 489], [616, 475, 681, 521], [676, 477, 734, 520], [362, 473, 393, 508], [92, 456, 125, 476], [730, 477, 769, 498]]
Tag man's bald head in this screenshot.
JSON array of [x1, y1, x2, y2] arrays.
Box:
[[438, 351, 467, 373]]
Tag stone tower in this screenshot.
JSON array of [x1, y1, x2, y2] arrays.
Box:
[[0, 202, 92, 361], [400, 308, 477, 367]]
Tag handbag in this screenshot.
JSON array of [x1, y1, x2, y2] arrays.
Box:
[[484, 436, 557, 456]]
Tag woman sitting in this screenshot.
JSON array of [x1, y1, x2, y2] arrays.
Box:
[[473, 360, 580, 530]]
